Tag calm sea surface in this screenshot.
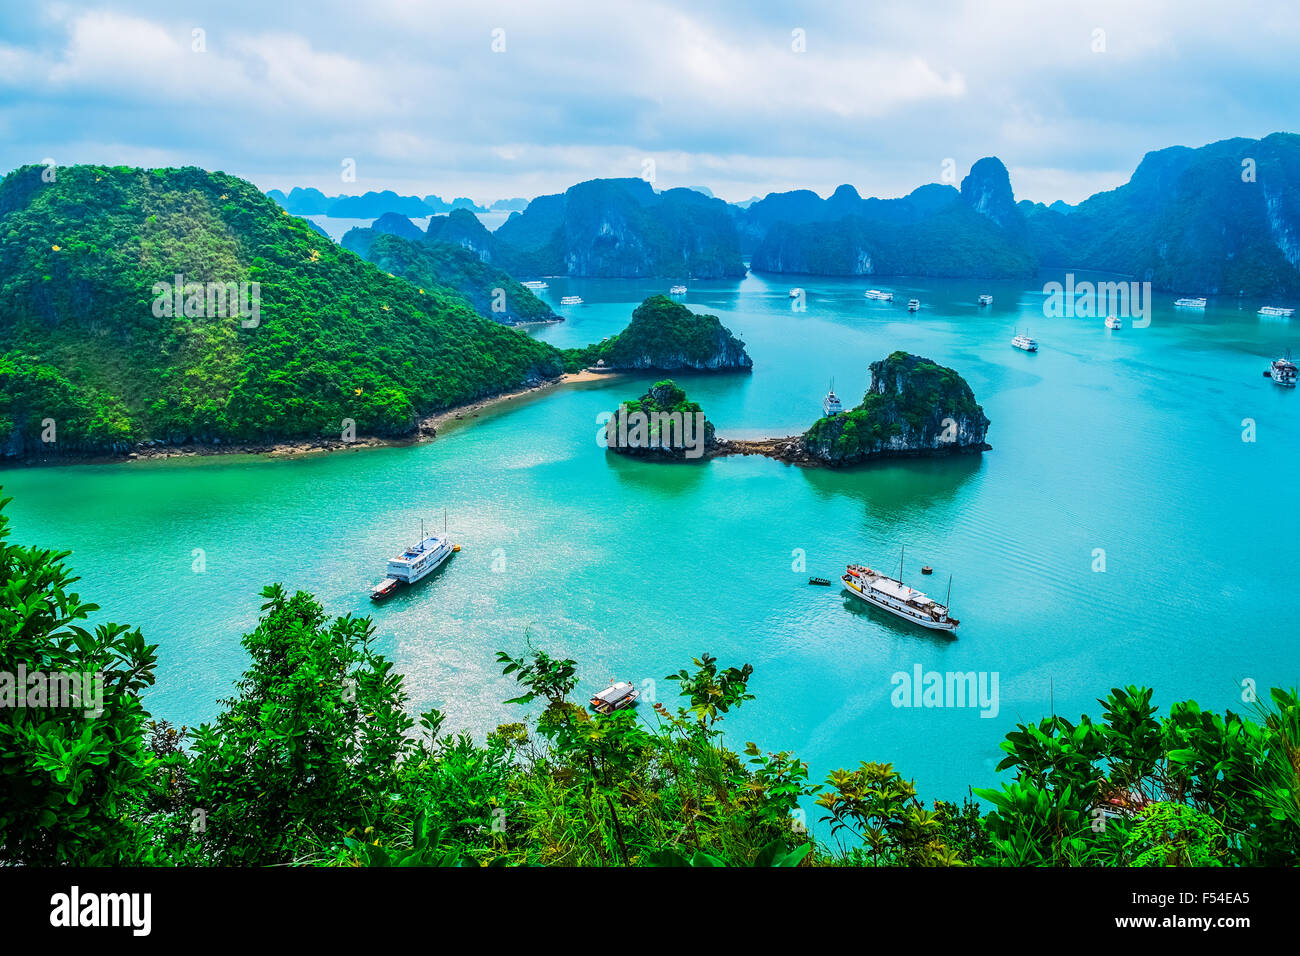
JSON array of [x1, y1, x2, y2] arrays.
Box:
[[5, 271, 1297, 814]]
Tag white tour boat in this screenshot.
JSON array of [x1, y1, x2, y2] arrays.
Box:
[[1011, 331, 1038, 352], [823, 380, 843, 417], [1174, 297, 1207, 309], [560, 295, 584, 305], [590, 680, 639, 715], [1105, 315, 1123, 330], [907, 299, 921, 312], [978, 294, 994, 306], [864, 289, 894, 301], [1259, 306, 1295, 318], [669, 284, 687, 295], [372, 520, 456, 599], [521, 280, 548, 291], [842, 560, 958, 632], [788, 287, 804, 298], [1270, 353, 1298, 387]]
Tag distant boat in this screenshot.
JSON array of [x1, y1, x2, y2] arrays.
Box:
[[560, 295, 583, 305], [823, 379, 843, 417], [978, 294, 993, 306], [521, 280, 548, 291], [789, 287, 804, 298], [669, 284, 687, 295], [1011, 330, 1038, 352], [1270, 352, 1297, 387], [842, 550, 958, 632], [1259, 305, 1294, 317], [1105, 315, 1123, 330], [590, 680, 639, 715], [808, 576, 832, 586], [864, 289, 894, 301], [1174, 297, 1207, 309], [907, 299, 921, 312]]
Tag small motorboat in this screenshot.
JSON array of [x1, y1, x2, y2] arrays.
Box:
[[370, 577, 401, 601], [907, 299, 921, 312], [1105, 315, 1123, 330], [590, 680, 639, 715], [809, 576, 832, 586], [921, 566, 933, 575]]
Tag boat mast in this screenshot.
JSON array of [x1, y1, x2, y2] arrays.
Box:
[[946, 575, 952, 609]]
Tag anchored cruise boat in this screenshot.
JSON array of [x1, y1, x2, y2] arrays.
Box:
[[669, 284, 687, 295], [1011, 330, 1038, 352], [1174, 297, 1207, 309], [843, 561, 958, 632], [823, 380, 843, 417], [907, 298, 921, 312], [1270, 353, 1297, 386], [1259, 305, 1295, 318], [864, 289, 894, 301], [978, 294, 994, 306], [370, 520, 457, 600]]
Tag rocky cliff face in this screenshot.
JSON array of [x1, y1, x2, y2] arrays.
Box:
[[960, 157, 1024, 232], [494, 179, 746, 278], [801, 352, 989, 466], [425, 208, 496, 262], [1022, 132, 1300, 294], [747, 164, 1036, 279], [605, 379, 717, 461]]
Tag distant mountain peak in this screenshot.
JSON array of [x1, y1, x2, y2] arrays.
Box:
[[960, 157, 1019, 229]]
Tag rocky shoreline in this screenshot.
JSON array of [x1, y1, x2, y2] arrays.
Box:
[[707, 435, 990, 467]]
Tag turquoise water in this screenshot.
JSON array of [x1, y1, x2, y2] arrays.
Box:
[[5, 271, 1298, 811]]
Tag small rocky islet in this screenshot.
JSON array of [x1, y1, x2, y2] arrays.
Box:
[[606, 351, 990, 468]]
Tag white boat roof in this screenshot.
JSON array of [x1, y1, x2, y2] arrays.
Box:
[[390, 534, 446, 563], [594, 682, 634, 703]]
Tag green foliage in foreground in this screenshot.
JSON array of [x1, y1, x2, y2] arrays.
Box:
[[1, 490, 1296, 867]]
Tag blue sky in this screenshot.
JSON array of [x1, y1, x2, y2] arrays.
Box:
[[0, 1, 1296, 205]]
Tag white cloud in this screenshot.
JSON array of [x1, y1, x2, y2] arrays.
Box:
[[0, 0, 1295, 205]]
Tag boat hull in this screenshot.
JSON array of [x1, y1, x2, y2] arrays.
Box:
[[843, 576, 957, 631]]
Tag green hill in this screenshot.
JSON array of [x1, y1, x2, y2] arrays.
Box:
[[0, 164, 563, 457], [341, 227, 560, 327]]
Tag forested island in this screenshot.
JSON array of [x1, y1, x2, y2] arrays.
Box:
[[708, 352, 990, 467], [0, 163, 758, 464], [2, 492, 1296, 867]]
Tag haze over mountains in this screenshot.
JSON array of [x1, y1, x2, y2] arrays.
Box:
[[275, 133, 1300, 294]]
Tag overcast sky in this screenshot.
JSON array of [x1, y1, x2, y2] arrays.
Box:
[[1, 1, 1296, 205]]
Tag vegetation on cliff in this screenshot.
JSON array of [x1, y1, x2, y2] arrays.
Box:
[[604, 379, 716, 460], [564, 295, 752, 372], [342, 228, 559, 326], [0, 164, 563, 456], [803, 352, 989, 465], [1022, 132, 1300, 295], [2, 490, 1296, 867]]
